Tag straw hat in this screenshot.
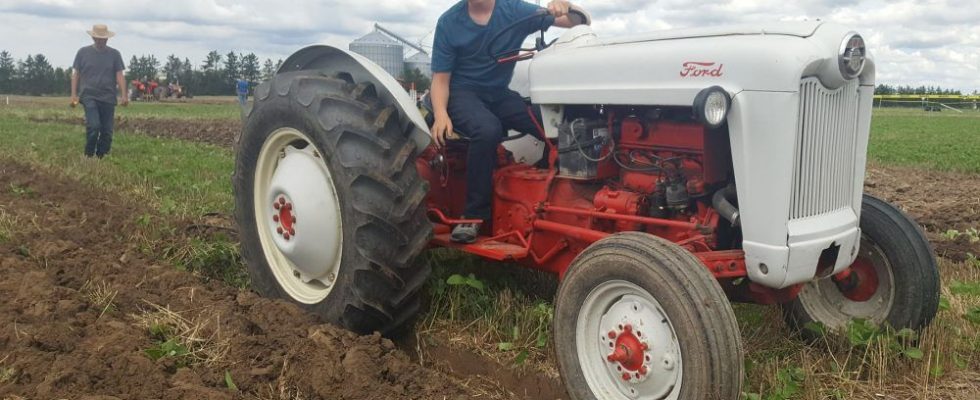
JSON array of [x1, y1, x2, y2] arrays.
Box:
[[87, 24, 115, 39]]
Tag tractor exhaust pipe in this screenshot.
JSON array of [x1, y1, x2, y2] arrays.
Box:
[[713, 185, 740, 227]]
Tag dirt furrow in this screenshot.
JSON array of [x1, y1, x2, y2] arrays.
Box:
[[0, 161, 489, 400]]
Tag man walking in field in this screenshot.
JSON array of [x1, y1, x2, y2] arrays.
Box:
[[71, 24, 128, 158], [236, 76, 250, 107]]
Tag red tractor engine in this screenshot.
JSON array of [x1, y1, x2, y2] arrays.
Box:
[[424, 106, 766, 293]]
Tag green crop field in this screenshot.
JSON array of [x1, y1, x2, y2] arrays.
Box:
[[0, 98, 977, 399], [870, 108, 980, 173]]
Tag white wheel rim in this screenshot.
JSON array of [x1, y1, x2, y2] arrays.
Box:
[[254, 127, 343, 304], [797, 236, 895, 329], [576, 280, 683, 400]]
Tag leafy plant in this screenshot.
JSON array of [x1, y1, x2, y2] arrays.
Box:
[[446, 273, 486, 291]]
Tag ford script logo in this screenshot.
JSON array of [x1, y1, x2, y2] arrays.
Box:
[[680, 62, 724, 77]]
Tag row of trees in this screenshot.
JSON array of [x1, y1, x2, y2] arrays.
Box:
[[874, 84, 973, 96], [0, 49, 285, 96], [0, 51, 72, 95]]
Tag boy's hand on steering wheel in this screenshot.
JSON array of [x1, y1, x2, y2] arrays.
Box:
[[547, 0, 571, 18]]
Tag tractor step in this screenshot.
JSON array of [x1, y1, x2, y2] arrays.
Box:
[[431, 233, 529, 261]]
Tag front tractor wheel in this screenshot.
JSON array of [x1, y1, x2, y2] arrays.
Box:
[[783, 195, 940, 338], [233, 70, 432, 335], [555, 233, 743, 400]]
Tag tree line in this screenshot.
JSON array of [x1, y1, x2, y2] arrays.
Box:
[[874, 84, 972, 96], [0, 49, 283, 96]]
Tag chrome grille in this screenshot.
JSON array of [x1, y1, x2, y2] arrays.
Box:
[[790, 78, 861, 220]]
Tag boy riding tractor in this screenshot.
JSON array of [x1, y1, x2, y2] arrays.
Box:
[[232, 2, 939, 398]]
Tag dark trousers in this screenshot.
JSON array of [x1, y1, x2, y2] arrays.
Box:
[[447, 88, 541, 222], [81, 98, 115, 157]]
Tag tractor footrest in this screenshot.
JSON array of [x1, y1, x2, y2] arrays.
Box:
[[432, 233, 529, 261]]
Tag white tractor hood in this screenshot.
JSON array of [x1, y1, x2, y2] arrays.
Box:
[[599, 21, 824, 45], [524, 21, 870, 106]]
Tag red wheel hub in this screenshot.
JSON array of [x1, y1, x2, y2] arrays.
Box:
[[833, 257, 879, 302], [273, 196, 297, 240], [605, 324, 649, 380]]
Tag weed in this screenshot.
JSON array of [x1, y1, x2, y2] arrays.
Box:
[[943, 228, 980, 243], [7, 183, 34, 197], [0, 366, 15, 384], [134, 302, 229, 367], [163, 236, 247, 288], [950, 280, 980, 297], [80, 280, 118, 318], [0, 207, 15, 243], [224, 370, 239, 392]]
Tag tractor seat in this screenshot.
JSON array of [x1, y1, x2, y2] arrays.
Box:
[[419, 93, 531, 143]]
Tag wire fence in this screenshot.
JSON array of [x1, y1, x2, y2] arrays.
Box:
[[874, 97, 980, 113]]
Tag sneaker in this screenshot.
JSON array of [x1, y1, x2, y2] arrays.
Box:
[[451, 223, 480, 244]]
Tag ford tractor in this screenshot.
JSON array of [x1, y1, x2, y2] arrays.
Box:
[[233, 12, 939, 399]]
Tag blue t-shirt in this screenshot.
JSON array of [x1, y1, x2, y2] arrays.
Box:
[[432, 0, 554, 90], [236, 79, 249, 95]]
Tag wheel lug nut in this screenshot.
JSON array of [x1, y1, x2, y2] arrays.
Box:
[[279, 197, 286, 205], [624, 324, 632, 333], [273, 215, 280, 222], [639, 366, 648, 375], [621, 373, 631, 381], [283, 233, 291, 240], [292, 216, 297, 223], [273, 203, 280, 210], [289, 228, 296, 236], [277, 227, 283, 234], [607, 331, 617, 339]]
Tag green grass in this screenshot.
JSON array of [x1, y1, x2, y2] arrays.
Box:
[[0, 119, 233, 218], [869, 108, 980, 173], [0, 95, 241, 121], [0, 109, 240, 284]]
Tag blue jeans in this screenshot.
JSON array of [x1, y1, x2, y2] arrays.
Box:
[[447, 88, 542, 221], [238, 93, 248, 106], [82, 98, 115, 157]]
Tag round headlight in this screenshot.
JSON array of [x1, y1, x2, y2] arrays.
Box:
[[839, 33, 866, 79], [693, 86, 731, 129]]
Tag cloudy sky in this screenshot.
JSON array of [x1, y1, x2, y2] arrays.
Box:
[[0, 0, 977, 92]]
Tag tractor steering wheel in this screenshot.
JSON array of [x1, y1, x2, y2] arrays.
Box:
[[486, 8, 590, 64]]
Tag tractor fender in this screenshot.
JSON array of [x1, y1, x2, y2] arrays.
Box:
[[277, 45, 432, 151]]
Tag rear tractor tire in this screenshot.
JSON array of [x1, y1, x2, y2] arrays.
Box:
[[555, 232, 743, 400], [782, 194, 940, 339], [233, 69, 432, 335]]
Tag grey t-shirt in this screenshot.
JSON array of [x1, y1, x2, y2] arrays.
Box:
[[72, 45, 125, 104]]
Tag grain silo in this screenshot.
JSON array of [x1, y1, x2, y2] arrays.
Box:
[[349, 29, 404, 78], [405, 52, 432, 78]]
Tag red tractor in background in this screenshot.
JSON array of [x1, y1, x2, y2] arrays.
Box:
[[130, 78, 164, 101], [233, 16, 939, 400]]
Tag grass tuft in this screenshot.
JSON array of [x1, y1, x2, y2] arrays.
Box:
[[80, 280, 118, 318], [133, 302, 230, 367]]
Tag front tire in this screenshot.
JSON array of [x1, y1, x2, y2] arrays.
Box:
[[783, 194, 940, 338], [555, 232, 743, 400], [233, 70, 432, 334]]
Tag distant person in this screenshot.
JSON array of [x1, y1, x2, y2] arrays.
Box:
[[236, 77, 249, 106], [71, 23, 128, 158]]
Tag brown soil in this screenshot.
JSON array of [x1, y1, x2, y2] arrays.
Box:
[[31, 116, 241, 149], [0, 161, 496, 400], [865, 163, 980, 261]]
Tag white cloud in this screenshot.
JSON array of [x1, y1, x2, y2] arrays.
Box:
[[0, 0, 976, 92]]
